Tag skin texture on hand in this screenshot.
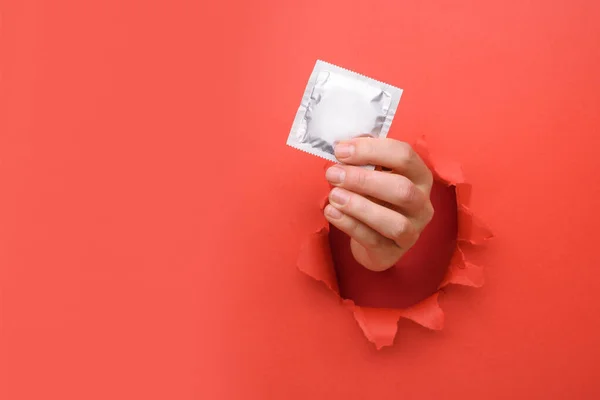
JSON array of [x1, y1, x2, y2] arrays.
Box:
[[324, 138, 434, 272]]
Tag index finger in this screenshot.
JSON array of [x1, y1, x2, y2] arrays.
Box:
[[334, 138, 433, 190]]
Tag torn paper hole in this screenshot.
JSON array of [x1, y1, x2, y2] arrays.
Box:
[[297, 136, 493, 349]]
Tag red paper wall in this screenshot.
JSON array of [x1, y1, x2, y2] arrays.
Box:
[[2, 0, 600, 399]]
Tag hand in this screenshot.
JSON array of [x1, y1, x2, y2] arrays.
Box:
[[324, 138, 434, 272]]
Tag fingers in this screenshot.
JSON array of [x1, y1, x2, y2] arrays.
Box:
[[334, 138, 433, 191], [324, 137, 435, 271], [324, 204, 403, 271], [325, 164, 430, 217], [327, 187, 419, 249], [324, 204, 391, 249]]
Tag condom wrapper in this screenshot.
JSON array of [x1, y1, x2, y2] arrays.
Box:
[[287, 60, 403, 168]]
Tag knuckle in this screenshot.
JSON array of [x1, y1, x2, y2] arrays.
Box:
[[354, 169, 370, 189], [423, 169, 434, 188], [394, 177, 418, 205], [397, 142, 415, 163], [423, 201, 435, 224], [389, 217, 411, 243]]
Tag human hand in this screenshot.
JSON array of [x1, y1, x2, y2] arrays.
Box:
[[324, 138, 435, 272]]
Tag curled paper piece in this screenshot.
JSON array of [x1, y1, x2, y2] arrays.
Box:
[[458, 205, 494, 245], [297, 228, 339, 294], [297, 136, 493, 349]]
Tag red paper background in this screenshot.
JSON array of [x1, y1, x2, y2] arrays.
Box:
[[2, 0, 600, 399]]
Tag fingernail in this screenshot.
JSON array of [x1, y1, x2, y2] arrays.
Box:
[[330, 188, 350, 206], [324, 204, 343, 219], [335, 143, 354, 159], [325, 166, 345, 184]]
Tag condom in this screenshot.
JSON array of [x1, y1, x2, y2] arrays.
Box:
[[287, 60, 403, 168]]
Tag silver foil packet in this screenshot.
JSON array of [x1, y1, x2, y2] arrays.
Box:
[[287, 60, 403, 167]]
